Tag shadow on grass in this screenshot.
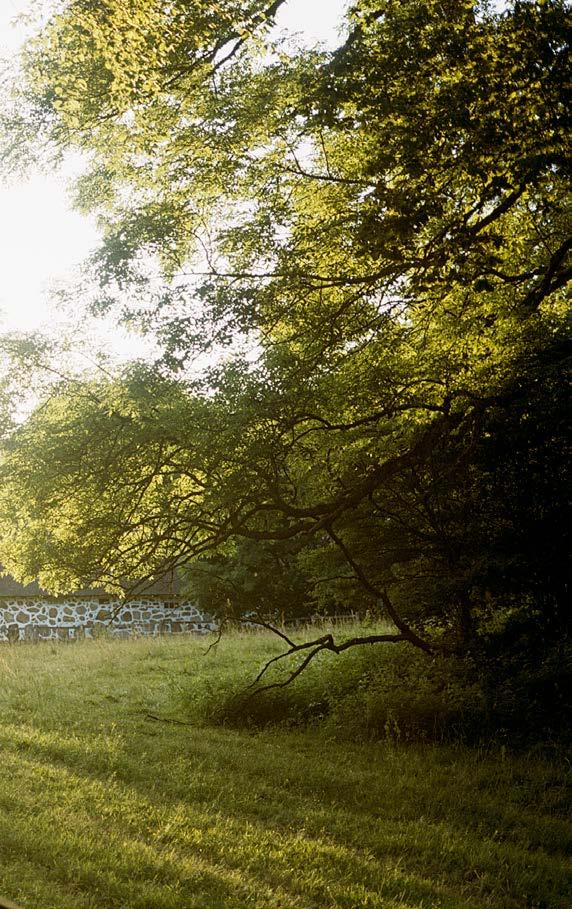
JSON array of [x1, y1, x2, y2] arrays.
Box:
[[0, 719, 569, 909], [0, 744, 484, 909], [0, 637, 569, 909]]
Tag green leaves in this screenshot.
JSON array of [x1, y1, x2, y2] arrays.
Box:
[[0, 1, 569, 647]]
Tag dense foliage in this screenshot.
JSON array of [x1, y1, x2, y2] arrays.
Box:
[[0, 1, 569, 666]]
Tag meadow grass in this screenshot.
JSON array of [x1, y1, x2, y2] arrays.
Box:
[[0, 630, 569, 909]]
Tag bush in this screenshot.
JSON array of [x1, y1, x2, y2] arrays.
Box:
[[177, 622, 571, 747]]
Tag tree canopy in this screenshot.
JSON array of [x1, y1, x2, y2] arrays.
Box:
[[0, 0, 569, 658]]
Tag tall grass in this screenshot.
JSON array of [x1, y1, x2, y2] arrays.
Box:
[[0, 631, 569, 909], [176, 621, 569, 747]]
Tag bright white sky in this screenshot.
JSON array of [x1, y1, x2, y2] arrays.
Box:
[[0, 0, 348, 359]]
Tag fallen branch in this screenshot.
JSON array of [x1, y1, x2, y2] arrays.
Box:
[[143, 713, 193, 726]]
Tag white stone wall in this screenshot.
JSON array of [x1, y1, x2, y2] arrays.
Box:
[[0, 598, 216, 642]]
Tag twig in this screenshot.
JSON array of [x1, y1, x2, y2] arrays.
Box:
[[248, 634, 332, 688], [242, 618, 297, 649], [144, 713, 193, 726], [204, 618, 227, 656]]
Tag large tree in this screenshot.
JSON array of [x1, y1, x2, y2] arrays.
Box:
[[0, 0, 569, 662]]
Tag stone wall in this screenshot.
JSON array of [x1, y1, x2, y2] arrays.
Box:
[[0, 598, 216, 642]]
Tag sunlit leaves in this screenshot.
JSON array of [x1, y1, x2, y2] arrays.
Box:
[[0, 1, 569, 642]]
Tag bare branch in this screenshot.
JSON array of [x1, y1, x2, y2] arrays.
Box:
[[204, 617, 228, 656], [245, 624, 408, 695], [243, 618, 297, 649], [522, 236, 572, 310], [250, 641, 329, 694], [325, 525, 435, 654], [248, 635, 330, 687]]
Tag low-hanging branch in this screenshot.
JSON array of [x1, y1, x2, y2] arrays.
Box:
[[325, 526, 435, 655], [245, 619, 408, 695]]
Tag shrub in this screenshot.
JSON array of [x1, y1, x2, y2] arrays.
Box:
[[178, 623, 571, 747]]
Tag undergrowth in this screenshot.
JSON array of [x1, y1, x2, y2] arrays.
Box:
[[177, 622, 571, 748]]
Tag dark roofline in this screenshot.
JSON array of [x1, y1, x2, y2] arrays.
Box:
[[0, 571, 183, 600]]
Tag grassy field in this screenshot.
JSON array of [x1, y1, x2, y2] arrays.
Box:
[[0, 631, 569, 909]]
